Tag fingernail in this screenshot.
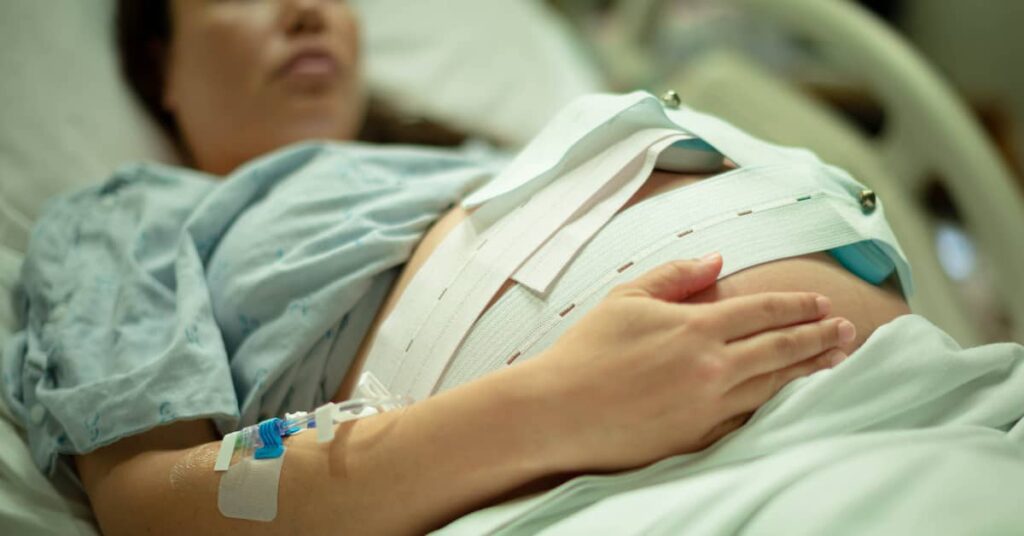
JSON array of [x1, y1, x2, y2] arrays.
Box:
[[828, 350, 847, 366], [700, 252, 721, 263], [815, 296, 830, 316], [837, 320, 856, 344]]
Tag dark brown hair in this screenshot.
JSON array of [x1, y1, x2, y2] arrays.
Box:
[[114, 0, 468, 149], [116, 0, 180, 145]]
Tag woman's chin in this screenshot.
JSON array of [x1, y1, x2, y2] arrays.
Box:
[[270, 115, 361, 146]]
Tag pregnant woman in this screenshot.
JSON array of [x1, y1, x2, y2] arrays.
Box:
[[3, 1, 907, 534]]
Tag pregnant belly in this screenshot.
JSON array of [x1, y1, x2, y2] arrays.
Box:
[[332, 170, 910, 401]]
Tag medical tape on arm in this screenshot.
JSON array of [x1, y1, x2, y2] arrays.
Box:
[[213, 373, 412, 521], [214, 431, 240, 472], [217, 455, 285, 522], [217, 419, 287, 522], [315, 404, 335, 443], [362, 128, 685, 399], [212, 416, 334, 521]]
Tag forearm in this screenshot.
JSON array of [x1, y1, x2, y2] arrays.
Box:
[[334, 361, 564, 533], [84, 361, 563, 535]]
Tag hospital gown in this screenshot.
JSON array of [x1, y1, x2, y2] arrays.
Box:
[[1, 141, 501, 475]]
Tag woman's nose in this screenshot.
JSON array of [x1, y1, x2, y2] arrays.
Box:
[[281, 0, 327, 36]]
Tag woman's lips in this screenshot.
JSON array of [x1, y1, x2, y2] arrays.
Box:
[[276, 50, 340, 82]]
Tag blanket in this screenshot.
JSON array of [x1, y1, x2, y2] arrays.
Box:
[[436, 314, 1024, 535]]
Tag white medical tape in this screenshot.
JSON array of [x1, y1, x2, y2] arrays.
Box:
[[367, 128, 684, 399], [335, 405, 379, 425], [315, 404, 335, 443], [218, 453, 286, 522], [512, 134, 686, 295], [214, 431, 239, 472]]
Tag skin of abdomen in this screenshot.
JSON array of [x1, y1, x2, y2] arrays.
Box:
[[332, 170, 911, 401]]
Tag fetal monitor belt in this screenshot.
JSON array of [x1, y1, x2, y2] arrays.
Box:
[[438, 173, 901, 392], [361, 91, 912, 401]]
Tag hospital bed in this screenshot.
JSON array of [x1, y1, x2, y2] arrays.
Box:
[[572, 0, 1024, 346], [0, 0, 1021, 533]]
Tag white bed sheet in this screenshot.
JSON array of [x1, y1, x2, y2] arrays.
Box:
[[436, 315, 1024, 534]]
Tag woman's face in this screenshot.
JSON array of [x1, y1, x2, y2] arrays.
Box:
[[164, 0, 364, 175]]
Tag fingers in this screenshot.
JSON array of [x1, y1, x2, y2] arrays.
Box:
[[724, 348, 847, 415], [701, 292, 831, 341], [612, 254, 723, 303], [698, 347, 840, 449], [725, 317, 855, 386]]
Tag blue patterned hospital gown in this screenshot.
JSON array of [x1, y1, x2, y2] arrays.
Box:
[[2, 141, 501, 475]]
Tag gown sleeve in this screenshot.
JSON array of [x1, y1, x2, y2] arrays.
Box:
[[1, 163, 239, 475]]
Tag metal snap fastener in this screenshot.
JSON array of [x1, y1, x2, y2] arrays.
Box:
[[859, 189, 876, 212], [660, 90, 681, 110]]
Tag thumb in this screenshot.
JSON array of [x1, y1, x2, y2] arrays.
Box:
[[615, 253, 723, 302]]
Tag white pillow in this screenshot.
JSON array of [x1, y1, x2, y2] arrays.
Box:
[[0, 0, 604, 254], [350, 0, 605, 145], [0, 1, 178, 254], [0, 244, 20, 331]]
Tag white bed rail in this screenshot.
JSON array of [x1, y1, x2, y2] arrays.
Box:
[[594, 0, 1024, 343]]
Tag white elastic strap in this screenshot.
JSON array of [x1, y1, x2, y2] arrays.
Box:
[[361, 216, 483, 390], [461, 93, 729, 224], [217, 453, 286, 522], [506, 195, 899, 369], [214, 431, 239, 472], [462, 92, 654, 210], [664, 107, 798, 168], [512, 134, 686, 295]]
